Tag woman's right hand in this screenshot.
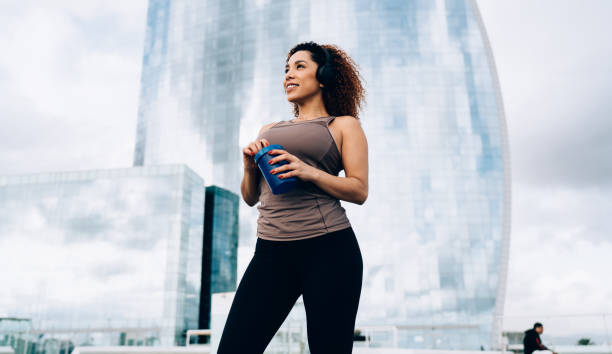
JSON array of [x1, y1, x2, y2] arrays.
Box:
[[242, 138, 270, 172]]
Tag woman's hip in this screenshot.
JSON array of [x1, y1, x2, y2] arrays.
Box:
[[255, 226, 361, 261]]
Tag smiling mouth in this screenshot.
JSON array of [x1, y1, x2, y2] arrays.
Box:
[[286, 84, 299, 91]]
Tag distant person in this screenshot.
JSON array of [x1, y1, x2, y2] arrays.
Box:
[[524, 322, 557, 354]]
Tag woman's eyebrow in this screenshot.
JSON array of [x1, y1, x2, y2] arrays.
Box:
[[285, 60, 307, 68]]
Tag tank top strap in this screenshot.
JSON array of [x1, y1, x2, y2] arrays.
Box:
[[270, 120, 284, 128], [273, 116, 335, 127]]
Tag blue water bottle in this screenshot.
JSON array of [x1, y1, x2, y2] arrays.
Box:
[[254, 144, 297, 194]]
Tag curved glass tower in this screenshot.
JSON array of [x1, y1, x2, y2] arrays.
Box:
[[135, 0, 511, 349]]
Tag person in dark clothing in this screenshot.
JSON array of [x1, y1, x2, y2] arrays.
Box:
[[524, 322, 557, 354]]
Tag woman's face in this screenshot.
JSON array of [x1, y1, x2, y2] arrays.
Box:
[[283, 50, 323, 103]]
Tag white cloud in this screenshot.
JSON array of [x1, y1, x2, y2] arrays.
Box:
[[477, 0, 612, 327], [0, 1, 147, 176]]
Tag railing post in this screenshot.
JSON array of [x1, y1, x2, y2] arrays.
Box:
[[603, 313, 612, 354], [185, 329, 211, 347], [393, 325, 398, 347]]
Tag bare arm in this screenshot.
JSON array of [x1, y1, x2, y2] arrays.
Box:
[[241, 123, 274, 206], [241, 167, 261, 207], [310, 116, 369, 204]]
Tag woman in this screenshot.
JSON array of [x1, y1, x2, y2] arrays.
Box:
[[217, 41, 368, 354]]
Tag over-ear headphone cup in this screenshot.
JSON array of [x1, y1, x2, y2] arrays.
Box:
[[317, 47, 335, 87], [318, 65, 334, 86]]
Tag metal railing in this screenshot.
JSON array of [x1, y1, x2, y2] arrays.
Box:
[[355, 324, 482, 349], [185, 329, 211, 347], [494, 313, 612, 354]]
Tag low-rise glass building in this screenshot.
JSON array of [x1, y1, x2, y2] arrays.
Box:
[[0, 164, 205, 347]]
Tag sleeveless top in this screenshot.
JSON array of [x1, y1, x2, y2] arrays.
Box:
[[254, 115, 352, 241]]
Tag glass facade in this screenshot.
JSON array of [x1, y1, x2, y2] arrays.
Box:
[[135, 0, 511, 350], [0, 164, 205, 347], [199, 185, 239, 334]]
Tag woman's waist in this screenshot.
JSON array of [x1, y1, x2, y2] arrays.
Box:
[[258, 196, 341, 213], [258, 188, 341, 209]]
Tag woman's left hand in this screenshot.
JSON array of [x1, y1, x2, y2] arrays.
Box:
[[266, 149, 318, 182]]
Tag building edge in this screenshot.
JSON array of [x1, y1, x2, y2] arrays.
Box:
[[469, 0, 513, 350]]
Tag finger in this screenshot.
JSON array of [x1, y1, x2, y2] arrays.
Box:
[[268, 155, 282, 165], [273, 153, 291, 162], [262, 138, 270, 147], [256, 141, 266, 153], [275, 163, 295, 173], [268, 153, 285, 165]]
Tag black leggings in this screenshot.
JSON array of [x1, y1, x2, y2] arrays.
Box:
[[217, 226, 363, 354]]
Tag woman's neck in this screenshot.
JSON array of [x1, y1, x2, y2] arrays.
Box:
[[294, 96, 328, 121]]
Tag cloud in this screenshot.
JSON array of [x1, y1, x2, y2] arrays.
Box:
[[478, 0, 612, 189], [0, 1, 147, 176], [477, 0, 612, 327]]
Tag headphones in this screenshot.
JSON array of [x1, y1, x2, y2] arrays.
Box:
[[316, 46, 335, 88]]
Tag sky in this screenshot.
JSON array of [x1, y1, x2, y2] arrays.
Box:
[[0, 0, 610, 335], [476, 0, 612, 334]]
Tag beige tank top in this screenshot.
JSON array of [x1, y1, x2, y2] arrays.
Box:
[[254, 115, 352, 241]]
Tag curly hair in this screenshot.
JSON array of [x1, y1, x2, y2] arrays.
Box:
[[285, 41, 366, 120]]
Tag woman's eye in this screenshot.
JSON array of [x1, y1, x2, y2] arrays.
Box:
[[285, 64, 304, 73]]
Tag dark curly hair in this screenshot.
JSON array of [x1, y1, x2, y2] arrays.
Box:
[[285, 41, 366, 120]]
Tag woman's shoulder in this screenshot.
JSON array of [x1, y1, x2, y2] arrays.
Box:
[[333, 115, 360, 124], [332, 115, 362, 132]]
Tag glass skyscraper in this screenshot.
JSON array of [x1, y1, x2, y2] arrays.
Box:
[[135, 0, 510, 350]]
